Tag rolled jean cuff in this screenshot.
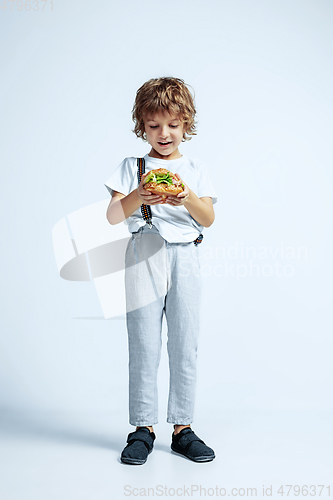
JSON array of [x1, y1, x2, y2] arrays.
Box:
[[129, 420, 158, 426], [167, 417, 193, 425]]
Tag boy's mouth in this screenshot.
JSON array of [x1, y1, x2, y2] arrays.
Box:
[[158, 141, 172, 147]]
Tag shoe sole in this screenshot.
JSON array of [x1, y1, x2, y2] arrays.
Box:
[[171, 445, 215, 462]]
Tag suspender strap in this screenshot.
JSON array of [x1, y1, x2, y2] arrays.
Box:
[[137, 158, 153, 229], [136, 158, 203, 245]]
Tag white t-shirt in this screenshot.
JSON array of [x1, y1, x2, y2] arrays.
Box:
[[104, 153, 217, 243]]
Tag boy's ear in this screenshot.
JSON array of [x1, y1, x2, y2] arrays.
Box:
[[142, 119, 148, 140], [182, 122, 189, 139]]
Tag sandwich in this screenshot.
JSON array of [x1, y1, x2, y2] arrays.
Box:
[[143, 168, 184, 201]]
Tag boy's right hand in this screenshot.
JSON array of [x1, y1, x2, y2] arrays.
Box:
[[136, 173, 165, 205]]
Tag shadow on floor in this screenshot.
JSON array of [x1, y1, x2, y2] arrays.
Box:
[[0, 409, 123, 452]]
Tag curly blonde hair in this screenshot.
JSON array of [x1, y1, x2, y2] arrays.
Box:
[[132, 77, 197, 142]]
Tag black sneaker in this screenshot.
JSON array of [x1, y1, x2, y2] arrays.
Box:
[[121, 427, 156, 465], [171, 427, 215, 462]]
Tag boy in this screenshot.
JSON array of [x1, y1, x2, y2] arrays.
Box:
[[105, 77, 217, 464]]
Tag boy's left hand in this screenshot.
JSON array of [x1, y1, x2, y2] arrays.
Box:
[[164, 173, 190, 206]]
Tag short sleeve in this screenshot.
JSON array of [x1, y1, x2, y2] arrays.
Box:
[[104, 157, 136, 197], [196, 162, 218, 204]]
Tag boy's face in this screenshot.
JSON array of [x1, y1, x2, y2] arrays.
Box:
[[144, 110, 186, 160]]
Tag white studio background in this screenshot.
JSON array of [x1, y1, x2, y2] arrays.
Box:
[[1, 0, 333, 497]]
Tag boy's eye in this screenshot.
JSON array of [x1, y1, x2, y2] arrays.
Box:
[[148, 124, 179, 129]]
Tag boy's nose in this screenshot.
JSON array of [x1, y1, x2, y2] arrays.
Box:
[[160, 126, 168, 138]]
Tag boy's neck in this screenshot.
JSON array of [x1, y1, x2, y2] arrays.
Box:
[[148, 147, 182, 161]]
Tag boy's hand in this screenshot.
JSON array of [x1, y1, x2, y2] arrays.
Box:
[[164, 173, 190, 206], [137, 173, 165, 205]]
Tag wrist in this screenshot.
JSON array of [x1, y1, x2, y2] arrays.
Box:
[[135, 187, 141, 203], [184, 188, 194, 207]]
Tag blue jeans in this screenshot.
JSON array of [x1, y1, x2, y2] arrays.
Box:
[[124, 224, 202, 426]]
